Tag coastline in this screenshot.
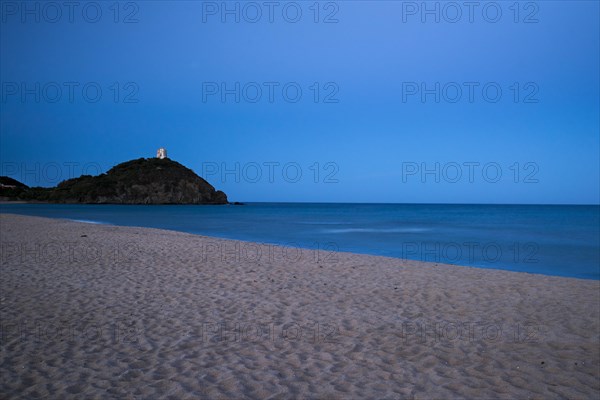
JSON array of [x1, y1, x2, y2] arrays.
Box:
[[2, 204, 598, 280], [1, 213, 599, 398]]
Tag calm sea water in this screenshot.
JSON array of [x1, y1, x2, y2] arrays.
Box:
[[1, 203, 598, 280]]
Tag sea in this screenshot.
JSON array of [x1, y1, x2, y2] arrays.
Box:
[[1, 203, 598, 280]]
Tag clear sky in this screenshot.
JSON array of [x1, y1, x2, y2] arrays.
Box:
[[1, 1, 598, 204]]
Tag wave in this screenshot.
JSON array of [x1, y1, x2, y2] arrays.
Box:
[[296, 221, 353, 225], [68, 219, 105, 225], [323, 227, 430, 234]]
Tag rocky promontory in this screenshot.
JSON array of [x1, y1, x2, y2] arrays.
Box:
[[0, 158, 228, 205]]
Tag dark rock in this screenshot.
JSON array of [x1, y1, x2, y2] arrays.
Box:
[[0, 158, 228, 205], [0, 176, 28, 188], [0, 176, 29, 198]]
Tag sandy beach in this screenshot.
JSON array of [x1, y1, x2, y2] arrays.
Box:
[[1, 213, 599, 399]]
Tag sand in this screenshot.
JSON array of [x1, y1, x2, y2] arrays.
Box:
[[1, 213, 599, 399]]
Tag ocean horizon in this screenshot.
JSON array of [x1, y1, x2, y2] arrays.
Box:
[[2, 202, 598, 280]]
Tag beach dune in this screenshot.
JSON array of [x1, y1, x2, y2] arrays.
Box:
[[1, 213, 599, 399]]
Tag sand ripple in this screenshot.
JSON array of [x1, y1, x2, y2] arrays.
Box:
[[1, 214, 599, 399]]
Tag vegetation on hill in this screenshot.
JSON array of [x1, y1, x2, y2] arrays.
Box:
[[0, 158, 228, 205]]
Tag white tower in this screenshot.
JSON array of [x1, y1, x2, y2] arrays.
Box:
[[156, 148, 167, 159]]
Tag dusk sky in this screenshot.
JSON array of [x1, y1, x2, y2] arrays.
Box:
[[1, 1, 598, 204]]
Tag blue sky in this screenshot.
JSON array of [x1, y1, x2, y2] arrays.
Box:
[[1, 1, 599, 204]]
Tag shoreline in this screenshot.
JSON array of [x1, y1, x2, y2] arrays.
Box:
[[30, 215, 600, 282], [1, 213, 599, 398], [1, 210, 597, 281], [0, 200, 233, 206]]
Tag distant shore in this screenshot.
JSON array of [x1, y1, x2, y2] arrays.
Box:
[[0, 200, 244, 205], [0, 199, 48, 204], [1, 213, 599, 398]]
